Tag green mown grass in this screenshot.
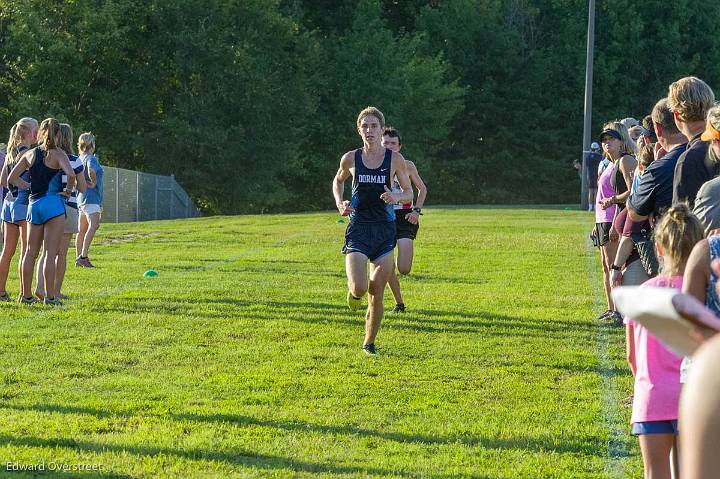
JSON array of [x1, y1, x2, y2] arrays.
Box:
[[0, 207, 640, 478]]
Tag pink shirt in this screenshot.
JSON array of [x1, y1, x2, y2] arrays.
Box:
[[595, 162, 617, 223], [628, 275, 683, 423]]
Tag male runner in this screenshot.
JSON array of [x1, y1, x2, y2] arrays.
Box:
[[381, 127, 427, 313], [332, 107, 412, 355]]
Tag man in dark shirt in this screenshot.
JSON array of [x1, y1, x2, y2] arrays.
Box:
[[628, 98, 688, 222], [668, 76, 717, 207], [586, 142, 602, 211]]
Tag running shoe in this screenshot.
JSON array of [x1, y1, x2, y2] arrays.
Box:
[[347, 291, 362, 311], [0, 292, 10, 302], [76, 256, 94, 267], [18, 295, 38, 305], [43, 297, 62, 306], [391, 303, 406, 314], [596, 310, 614, 321], [362, 343, 377, 355], [609, 311, 625, 327]]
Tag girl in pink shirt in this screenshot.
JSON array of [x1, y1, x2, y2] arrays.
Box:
[[626, 204, 705, 479]]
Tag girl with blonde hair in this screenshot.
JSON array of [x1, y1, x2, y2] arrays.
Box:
[[8, 118, 76, 305], [627, 204, 704, 479], [0, 117, 38, 301], [75, 132, 103, 267], [35, 123, 86, 299]]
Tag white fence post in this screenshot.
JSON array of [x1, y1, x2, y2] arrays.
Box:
[[115, 168, 120, 223], [154, 176, 159, 220], [136, 171, 140, 221]]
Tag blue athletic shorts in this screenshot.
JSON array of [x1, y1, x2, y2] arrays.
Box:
[[632, 420, 678, 435], [2, 197, 28, 225], [342, 220, 396, 262], [11, 200, 28, 224], [1, 198, 12, 223], [27, 194, 65, 225]]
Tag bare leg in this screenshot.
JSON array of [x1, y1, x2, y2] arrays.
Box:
[[638, 434, 675, 479], [680, 335, 720, 479], [388, 238, 414, 307], [364, 253, 394, 346], [18, 221, 27, 294], [76, 212, 88, 259], [41, 216, 65, 299], [35, 247, 46, 298], [55, 233, 72, 296], [395, 238, 414, 275], [22, 223, 44, 298], [600, 239, 618, 311], [80, 212, 100, 257], [0, 223, 20, 294], [387, 266, 403, 305], [345, 252, 369, 299]]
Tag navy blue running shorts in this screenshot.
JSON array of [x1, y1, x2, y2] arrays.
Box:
[[342, 220, 396, 262], [631, 420, 678, 436]]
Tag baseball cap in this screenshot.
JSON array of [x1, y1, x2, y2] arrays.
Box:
[[620, 117, 639, 129], [701, 117, 720, 141]]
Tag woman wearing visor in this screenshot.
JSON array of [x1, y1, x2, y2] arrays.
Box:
[[595, 122, 637, 324]]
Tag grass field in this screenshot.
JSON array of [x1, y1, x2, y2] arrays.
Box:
[[0, 207, 641, 478]]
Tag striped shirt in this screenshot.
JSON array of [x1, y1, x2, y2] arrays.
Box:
[[62, 154, 85, 209]]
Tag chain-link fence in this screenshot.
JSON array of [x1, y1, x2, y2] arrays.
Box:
[[102, 166, 200, 223]]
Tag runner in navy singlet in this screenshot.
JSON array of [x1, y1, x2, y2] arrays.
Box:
[[332, 106, 412, 355], [9, 118, 75, 305], [35, 123, 87, 300]]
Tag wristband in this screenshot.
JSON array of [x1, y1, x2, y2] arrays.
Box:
[[412, 207, 423, 215], [610, 264, 621, 271]]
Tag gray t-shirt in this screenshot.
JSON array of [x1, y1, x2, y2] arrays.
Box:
[[693, 176, 720, 236]]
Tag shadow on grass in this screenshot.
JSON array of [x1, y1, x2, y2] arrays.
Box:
[[1, 402, 607, 459], [84, 294, 596, 339], [0, 431, 492, 478], [535, 362, 628, 378]]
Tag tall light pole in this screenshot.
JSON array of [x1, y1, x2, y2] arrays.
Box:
[[580, 0, 595, 210]]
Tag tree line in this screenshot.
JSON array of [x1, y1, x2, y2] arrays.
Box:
[[2, 0, 719, 214]]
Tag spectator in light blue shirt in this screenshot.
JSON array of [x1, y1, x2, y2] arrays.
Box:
[[76, 132, 103, 268]]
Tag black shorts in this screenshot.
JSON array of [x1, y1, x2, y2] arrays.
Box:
[[593, 222, 612, 247], [394, 208, 419, 240], [342, 220, 396, 262]]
